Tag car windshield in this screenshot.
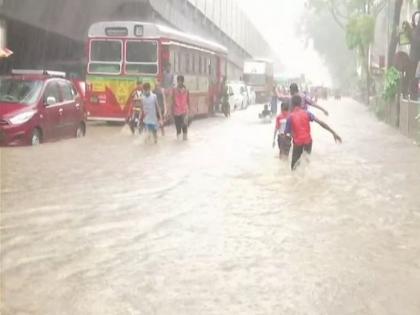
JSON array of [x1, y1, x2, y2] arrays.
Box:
[[0, 78, 43, 104]]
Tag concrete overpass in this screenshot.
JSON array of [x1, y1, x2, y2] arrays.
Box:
[[0, 0, 274, 79]]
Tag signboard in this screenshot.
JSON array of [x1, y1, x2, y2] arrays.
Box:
[[105, 27, 128, 37], [244, 61, 266, 75], [134, 25, 144, 37]]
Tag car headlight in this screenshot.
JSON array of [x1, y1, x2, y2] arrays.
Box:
[[9, 110, 36, 125]]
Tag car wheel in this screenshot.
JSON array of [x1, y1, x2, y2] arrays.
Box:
[[76, 122, 86, 138], [31, 128, 42, 146]]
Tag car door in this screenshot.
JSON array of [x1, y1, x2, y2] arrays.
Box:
[[41, 81, 63, 140], [59, 80, 81, 137]]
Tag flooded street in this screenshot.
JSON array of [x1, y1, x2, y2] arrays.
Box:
[[1, 98, 420, 315]]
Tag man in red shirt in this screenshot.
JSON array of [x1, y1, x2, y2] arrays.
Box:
[[285, 95, 342, 170], [172, 75, 190, 140]]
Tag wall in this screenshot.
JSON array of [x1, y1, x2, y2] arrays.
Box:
[[400, 99, 420, 142], [372, 96, 420, 144], [187, 0, 271, 58]]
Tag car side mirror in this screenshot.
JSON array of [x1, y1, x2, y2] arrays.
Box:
[[45, 96, 56, 106]]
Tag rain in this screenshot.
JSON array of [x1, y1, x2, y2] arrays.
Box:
[[1, 0, 420, 314]]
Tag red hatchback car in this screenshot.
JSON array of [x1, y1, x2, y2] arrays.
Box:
[[0, 70, 86, 146]]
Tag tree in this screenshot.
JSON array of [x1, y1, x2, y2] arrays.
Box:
[[387, 0, 404, 69], [300, 5, 357, 90], [346, 14, 375, 103], [304, 0, 386, 103]]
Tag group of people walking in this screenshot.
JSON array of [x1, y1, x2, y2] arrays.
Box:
[[127, 74, 190, 143], [272, 83, 342, 170], [127, 74, 342, 172]]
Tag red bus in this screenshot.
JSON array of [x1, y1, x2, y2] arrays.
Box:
[[85, 21, 228, 122], [243, 59, 274, 103]]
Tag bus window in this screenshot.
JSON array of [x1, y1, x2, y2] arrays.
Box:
[[191, 53, 195, 74], [219, 58, 226, 77], [178, 51, 182, 74], [194, 54, 199, 75], [172, 50, 177, 73], [176, 52, 179, 73], [125, 40, 158, 74], [89, 40, 122, 74], [210, 56, 217, 78], [208, 59, 212, 77], [203, 57, 207, 75], [185, 53, 190, 74]]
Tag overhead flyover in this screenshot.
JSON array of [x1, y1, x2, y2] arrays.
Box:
[[0, 0, 274, 79]]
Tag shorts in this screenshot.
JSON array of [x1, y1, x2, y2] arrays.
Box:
[[291, 142, 313, 170], [145, 123, 158, 132], [278, 134, 291, 156]]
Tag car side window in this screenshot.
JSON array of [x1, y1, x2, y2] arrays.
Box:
[[60, 82, 76, 102], [44, 82, 61, 105]]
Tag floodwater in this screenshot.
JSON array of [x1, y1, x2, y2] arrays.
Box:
[[1, 99, 420, 315]]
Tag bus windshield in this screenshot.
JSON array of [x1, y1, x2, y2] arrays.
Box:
[[126, 41, 158, 75], [89, 40, 122, 74], [244, 74, 266, 86]]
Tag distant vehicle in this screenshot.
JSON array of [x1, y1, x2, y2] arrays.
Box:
[[243, 59, 274, 103], [310, 86, 330, 101], [227, 81, 249, 110], [0, 70, 86, 146], [85, 21, 228, 122], [247, 86, 256, 105], [334, 89, 341, 100]]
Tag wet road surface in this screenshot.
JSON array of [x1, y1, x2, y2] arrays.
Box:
[[1, 98, 420, 315]]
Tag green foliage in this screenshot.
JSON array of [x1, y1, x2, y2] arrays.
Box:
[[304, 0, 384, 93], [346, 15, 375, 51], [382, 67, 400, 101], [301, 1, 358, 89]]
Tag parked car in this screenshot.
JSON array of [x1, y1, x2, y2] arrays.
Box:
[[0, 70, 86, 146], [247, 86, 256, 105], [227, 81, 249, 110]]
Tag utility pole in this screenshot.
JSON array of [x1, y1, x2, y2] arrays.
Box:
[[366, 0, 371, 104], [386, 0, 390, 67]]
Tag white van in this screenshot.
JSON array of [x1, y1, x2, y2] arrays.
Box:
[[227, 81, 249, 110]]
